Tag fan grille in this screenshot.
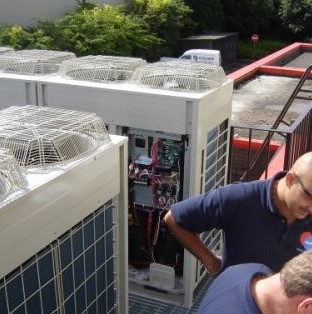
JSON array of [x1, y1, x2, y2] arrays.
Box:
[[58, 55, 146, 82], [0, 49, 76, 75], [0, 148, 26, 202], [130, 60, 227, 92], [0, 106, 111, 169]]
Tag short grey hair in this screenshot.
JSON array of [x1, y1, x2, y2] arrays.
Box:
[[280, 250, 312, 297]]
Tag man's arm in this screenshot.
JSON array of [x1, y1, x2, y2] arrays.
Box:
[[164, 210, 221, 275]]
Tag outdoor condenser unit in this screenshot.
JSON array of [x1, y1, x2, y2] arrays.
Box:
[[0, 49, 75, 108], [0, 105, 128, 314], [0, 47, 14, 54], [34, 58, 233, 307]]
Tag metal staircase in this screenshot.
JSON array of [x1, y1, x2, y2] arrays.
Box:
[[240, 64, 312, 181]]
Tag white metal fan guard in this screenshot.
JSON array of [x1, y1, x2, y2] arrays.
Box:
[[0, 49, 76, 75], [58, 55, 146, 82], [0, 148, 27, 203], [0, 106, 111, 169], [130, 59, 227, 92]]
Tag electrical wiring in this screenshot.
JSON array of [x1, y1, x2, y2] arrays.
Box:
[[128, 132, 184, 272]]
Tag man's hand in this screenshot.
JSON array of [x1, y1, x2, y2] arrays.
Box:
[[204, 255, 222, 276], [164, 211, 223, 276]]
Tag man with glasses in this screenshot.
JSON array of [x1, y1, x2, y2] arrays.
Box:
[[164, 152, 312, 275]]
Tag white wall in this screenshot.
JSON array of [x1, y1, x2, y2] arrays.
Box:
[[0, 0, 125, 26]]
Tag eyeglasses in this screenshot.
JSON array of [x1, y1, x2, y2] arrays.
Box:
[[295, 175, 312, 198]]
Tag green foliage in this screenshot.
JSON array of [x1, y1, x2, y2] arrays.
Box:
[[238, 38, 287, 59], [128, 0, 194, 58], [222, 0, 275, 37], [39, 5, 160, 57], [184, 0, 224, 33], [0, 0, 301, 60], [0, 24, 53, 50], [0, 25, 35, 49], [0, 4, 162, 60], [279, 0, 312, 36]]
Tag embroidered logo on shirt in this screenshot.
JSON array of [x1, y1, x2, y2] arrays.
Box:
[[300, 231, 312, 250]]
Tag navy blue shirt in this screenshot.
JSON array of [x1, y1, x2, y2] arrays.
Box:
[[197, 263, 272, 314], [171, 172, 312, 271]]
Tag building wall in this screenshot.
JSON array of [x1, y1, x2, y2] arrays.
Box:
[[229, 139, 279, 182], [0, 0, 125, 26]]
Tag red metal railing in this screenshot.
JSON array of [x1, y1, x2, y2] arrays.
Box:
[[228, 102, 312, 182]]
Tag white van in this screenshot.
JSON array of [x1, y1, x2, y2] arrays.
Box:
[[179, 49, 221, 66]]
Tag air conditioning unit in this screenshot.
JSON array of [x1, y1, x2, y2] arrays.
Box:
[[0, 105, 128, 314], [0, 49, 75, 108], [35, 58, 233, 307], [0, 47, 14, 54]]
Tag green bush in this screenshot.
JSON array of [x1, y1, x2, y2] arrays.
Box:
[[0, 4, 163, 59], [0, 25, 35, 49], [0, 1, 293, 62], [127, 0, 194, 58], [279, 0, 312, 37], [37, 4, 161, 57], [0, 24, 54, 50], [184, 0, 224, 33], [238, 38, 287, 59]]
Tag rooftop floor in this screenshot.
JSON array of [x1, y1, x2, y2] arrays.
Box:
[[231, 47, 312, 139], [232, 74, 311, 128]]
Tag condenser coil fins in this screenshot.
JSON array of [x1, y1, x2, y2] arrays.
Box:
[[58, 55, 147, 82], [131, 59, 227, 92], [0, 49, 76, 75], [0, 105, 111, 169], [0, 148, 26, 206]]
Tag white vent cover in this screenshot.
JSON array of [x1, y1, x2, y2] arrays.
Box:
[[130, 60, 227, 92], [0, 49, 76, 75], [0, 106, 111, 169], [0, 47, 14, 54], [58, 55, 146, 82], [0, 148, 26, 203]]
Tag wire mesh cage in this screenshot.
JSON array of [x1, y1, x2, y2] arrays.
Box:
[[130, 60, 228, 92], [0, 49, 76, 75], [58, 55, 147, 82], [0, 148, 27, 203], [0, 106, 111, 169], [0, 47, 14, 54]]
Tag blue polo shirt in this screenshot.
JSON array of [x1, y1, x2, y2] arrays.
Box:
[[171, 172, 312, 271], [197, 263, 272, 314]]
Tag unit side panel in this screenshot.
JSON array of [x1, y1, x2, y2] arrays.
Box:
[[198, 81, 233, 136], [38, 82, 189, 134], [0, 201, 118, 314], [112, 137, 129, 314], [0, 76, 37, 107], [0, 145, 121, 278], [181, 80, 233, 305], [190, 80, 233, 195]]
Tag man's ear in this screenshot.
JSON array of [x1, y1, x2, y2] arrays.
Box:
[[298, 298, 312, 313], [285, 172, 296, 187]]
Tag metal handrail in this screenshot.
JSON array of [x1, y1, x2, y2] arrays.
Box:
[[239, 64, 312, 181], [228, 102, 312, 183]]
